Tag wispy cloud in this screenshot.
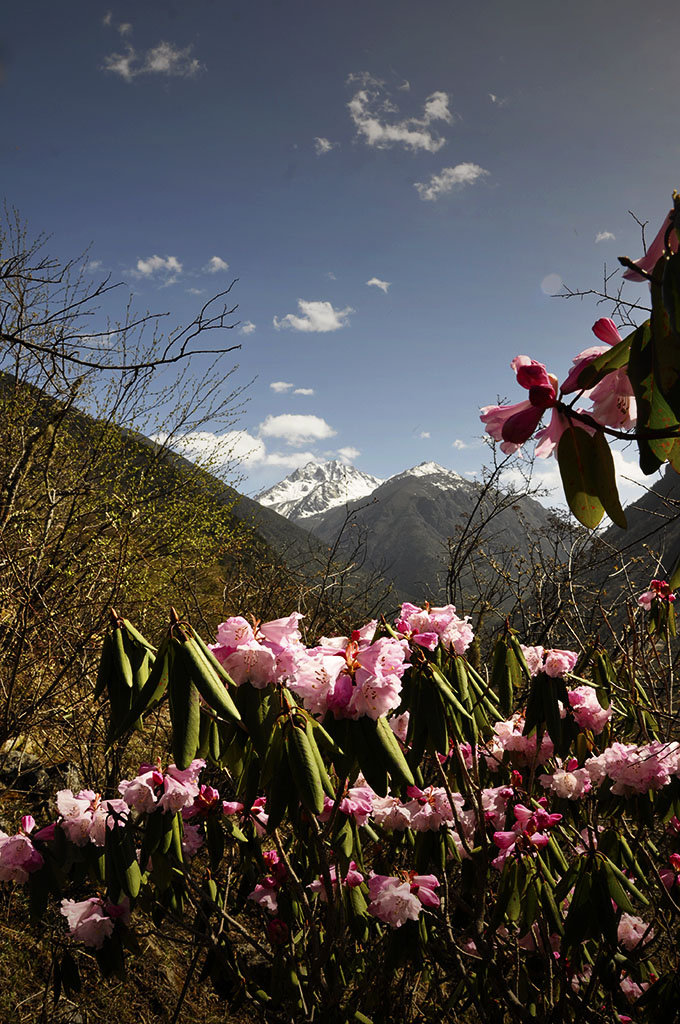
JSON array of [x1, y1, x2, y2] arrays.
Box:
[[418, 430, 431, 439], [204, 256, 229, 273], [294, 387, 315, 396], [325, 271, 337, 280], [452, 439, 470, 450], [347, 72, 454, 153], [366, 277, 391, 293], [274, 299, 354, 333], [259, 413, 337, 447], [337, 446, 361, 462], [103, 41, 203, 81], [415, 162, 489, 201], [595, 230, 616, 243], [314, 137, 338, 156], [239, 321, 256, 335], [270, 381, 294, 393], [489, 93, 509, 107], [131, 254, 183, 285]]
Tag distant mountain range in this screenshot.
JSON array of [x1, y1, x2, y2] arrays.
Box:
[[258, 460, 556, 606]]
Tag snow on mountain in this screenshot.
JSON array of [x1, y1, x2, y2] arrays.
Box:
[[388, 461, 470, 492], [256, 460, 383, 519]]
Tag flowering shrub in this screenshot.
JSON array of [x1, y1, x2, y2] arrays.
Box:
[[480, 192, 680, 535], [3, 597, 680, 1022]]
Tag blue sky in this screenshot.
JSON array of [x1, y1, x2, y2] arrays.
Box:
[[3, 0, 677, 501]]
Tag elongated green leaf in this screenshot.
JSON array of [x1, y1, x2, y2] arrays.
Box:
[[592, 430, 626, 528], [576, 329, 634, 390], [557, 426, 604, 528]]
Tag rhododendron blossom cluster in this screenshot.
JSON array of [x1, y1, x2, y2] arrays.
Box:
[[395, 602, 474, 656], [367, 873, 440, 928], [287, 621, 410, 719], [118, 759, 205, 814], [638, 579, 676, 611]]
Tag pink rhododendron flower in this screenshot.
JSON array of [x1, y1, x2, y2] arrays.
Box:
[[520, 646, 577, 678], [0, 830, 44, 882], [638, 579, 676, 611], [370, 794, 412, 830], [589, 369, 636, 429], [404, 785, 454, 831], [539, 758, 592, 800], [567, 687, 612, 734], [543, 649, 578, 678], [60, 897, 127, 949], [367, 872, 440, 927], [620, 975, 648, 1003], [248, 882, 279, 914], [388, 711, 410, 744], [520, 645, 545, 677], [585, 740, 680, 796], [480, 356, 559, 454], [618, 913, 653, 950], [119, 760, 204, 815], [492, 803, 561, 869], [481, 786, 513, 827], [562, 318, 623, 394], [308, 861, 364, 900], [319, 783, 373, 826], [623, 210, 677, 281], [210, 613, 304, 688], [288, 623, 409, 720], [185, 784, 222, 819], [223, 796, 268, 835], [485, 713, 554, 769], [660, 853, 680, 890], [396, 602, 473, 656], [181, 822, 204, 859], [56, 789, 129, 847]]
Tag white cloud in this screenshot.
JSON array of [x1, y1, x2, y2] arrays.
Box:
[[103, 41, 202, 81], [204, 256, 229, 273], [325, 271, 337, 280], [337, 446, 361, 462], [239, 321, 256, 335], [273, 299, 354, 333], [131, 254, 183, 284], [415, 162, 489, 201], [294, 387, 315, 396], [103, 11, 113, 26], [187, 287, 205, 295], [155, 429, 324, 474], [314, 137, 338, 156], [347, 73, 453, 152], [452, 439, 470, 450], [118, 22, 132, 36], [259, 413, 337, 447], [87, 259, 103, 271], [366, 277, 391, 293], [489, 93, 509, 107], [418, 430, 431, 439], [397, 80, 411, 91], [540, 273, 563, 295], [596, 230, 616, 243], [270, 381, 294, 393]]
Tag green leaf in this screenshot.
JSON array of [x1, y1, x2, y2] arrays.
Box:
[[591, 430, 626, 528], [557, 426, 605, 528], [661, 253, 680, 357], [575, 329, 634, 390]]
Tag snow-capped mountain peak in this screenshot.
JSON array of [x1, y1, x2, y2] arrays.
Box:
[[256, 460, 383, 519], [387, 461, 469, 491]]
